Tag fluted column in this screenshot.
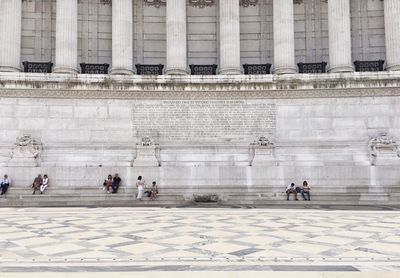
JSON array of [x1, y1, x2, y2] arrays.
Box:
[[219, 0, 241, 75], [384, 0, 400, 71], [328, 0, 353, 73], [273, 0, 296, 74], [54, 0, 78, 74], [166, 0, 187, 75], [111, 0, 134, 75], [0, 0, 22, 72]]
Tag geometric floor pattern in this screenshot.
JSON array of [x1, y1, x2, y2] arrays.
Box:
[[1, 207, 400, 275]]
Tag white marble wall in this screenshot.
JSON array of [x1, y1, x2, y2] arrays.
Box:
[[0, 72, 400, 191]]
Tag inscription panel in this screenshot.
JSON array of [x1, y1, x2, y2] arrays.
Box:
[[132, 100, 276, 143]]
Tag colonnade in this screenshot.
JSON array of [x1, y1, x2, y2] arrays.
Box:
[[0, 0, 399, 74]]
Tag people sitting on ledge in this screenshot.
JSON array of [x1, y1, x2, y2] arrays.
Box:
[[112, 173, 121, 194], [150, 181, 159, 200], [103, 174, 113, 193], [32, 174, 42, 195], [286, 183, 298, 201], [0, 174, 11, 195], [301, 180, 311, 201], [40, 174, 49, 194]]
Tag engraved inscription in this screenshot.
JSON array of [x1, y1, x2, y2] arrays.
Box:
[[132, 100, 276, 143]]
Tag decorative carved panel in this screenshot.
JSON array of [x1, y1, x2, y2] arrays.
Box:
[[100, 0, 112, 5], [80, 63, 110, 74], [354, 60, 385, 72], [22, 62, 53, 73], [240, 0, 258, 7], [189, 64, 218, 75], [188, 0, 215, 8], [135, 64, 164, 75], [243, 63, 271, 75], [297, 62, 327, 73], [144, 0, 166, 8]]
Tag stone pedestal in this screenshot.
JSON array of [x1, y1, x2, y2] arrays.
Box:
[[384, 0, 400, 71], [219, 0, 241, 75], [166, 0, 187, 75], [133, 145, 160, 167], [0, 0, 22, 72], [328, 0, 353, 73], [111, 0, 134, 75], [250, 144, 276, 166], [54, 0, 78, 74]]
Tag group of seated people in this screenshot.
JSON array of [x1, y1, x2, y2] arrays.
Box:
[[286, 180, 311, 201], [31, 174, 49, 194], [103, 174, 159, 201], [103, 173, 122, 194], [1, 174, 50, 195]]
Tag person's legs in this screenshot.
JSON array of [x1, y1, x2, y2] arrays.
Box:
[[294, 191, 298, 200], [307, 192, 310, 201], [301, 191, 307, 200], [40, 184, 47, 194], [286, 191, 290, 200], [1, 184, 9, 195]]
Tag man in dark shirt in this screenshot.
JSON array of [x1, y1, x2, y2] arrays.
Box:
[[112, 173, 122, 194]]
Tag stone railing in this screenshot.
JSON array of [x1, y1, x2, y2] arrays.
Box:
[[135, 64, 164, 75], [22, 62, 53, 73], [189, 64, 218, 75], [80, 63, 109, 74], [354, 60, 385, 72], [243, 63, 272, 75], [297, 62, 327, 73]]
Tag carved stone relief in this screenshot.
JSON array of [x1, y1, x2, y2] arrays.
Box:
[[250, 136, 276, 166], [133, 137, 160, 167], [368, 132, 400, 166], [8, 134, 43, 167]]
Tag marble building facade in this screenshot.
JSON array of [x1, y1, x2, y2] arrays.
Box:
[[0, 0, 400, 205]]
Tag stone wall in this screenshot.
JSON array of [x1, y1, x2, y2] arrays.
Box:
[[19, 0, 386, 68], [0, 72, 400, 193]]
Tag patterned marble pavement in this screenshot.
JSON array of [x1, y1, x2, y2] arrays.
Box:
[[0, 207, 400, 276]]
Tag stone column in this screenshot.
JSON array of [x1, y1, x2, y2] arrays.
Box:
[[54, 0, 78, 74], [273, 0, 296, 74], [219, 0, 241, 75], [166, 0, 187, 75], [328, 0, 353, 73], [384, 0, 400, 71], [0, 0, 22, 72], [111, 0, 134, 75]]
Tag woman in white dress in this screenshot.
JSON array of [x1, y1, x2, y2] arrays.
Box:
[[40, 174, 49, 194], [136, 176, 145, 201]]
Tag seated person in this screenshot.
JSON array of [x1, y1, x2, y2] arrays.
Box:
[[40, 174, 49, 194], [0, 174, 11, 195], [32, 174, 42, 195], [301, 180, 311, 201], [103, 174, 113, 193], [150, 181, 159, 200], [112, 173, 121, 194], [286, 183, 298, 201]]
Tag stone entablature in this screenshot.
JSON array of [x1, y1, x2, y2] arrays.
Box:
[[1, 72, 400, 99]]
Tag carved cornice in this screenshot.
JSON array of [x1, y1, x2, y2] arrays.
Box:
[[1, 88, 400, 100], [240, 0, 258, 7], [144, 0, 166, 8], [188, 0, 215, 8]]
